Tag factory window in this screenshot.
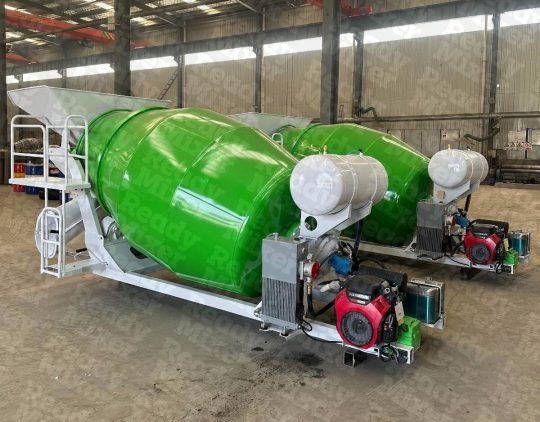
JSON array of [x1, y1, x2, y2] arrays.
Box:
[[131, 56, 177, 71], [499, 8, 540, 27], [22, 70, 62, 82], [264, 34, 353, 56], [264, 37, 322, 56], [66, 63, 114, 77], [6, 75, 18, 84], [185, 47, 256, 65], [364, 15, 487, 44]]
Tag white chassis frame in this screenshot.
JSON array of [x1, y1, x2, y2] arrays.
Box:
[[358, 234, 516, 275], [10, 115, 415, 365]]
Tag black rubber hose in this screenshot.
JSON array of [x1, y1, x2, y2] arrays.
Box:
[[450, 241, 464, 257], [357, 106, 379, 120], [464, 194, 472, 212], [463, 125, 500, 142], [307, 292, 336, 318], [351, 220, 363, 271]]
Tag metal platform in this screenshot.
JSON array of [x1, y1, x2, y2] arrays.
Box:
[[9, 176, 90, 190]]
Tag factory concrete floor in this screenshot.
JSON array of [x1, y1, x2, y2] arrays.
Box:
[[0, 185, 539, 422]]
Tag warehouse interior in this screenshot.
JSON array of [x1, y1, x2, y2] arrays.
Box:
[[1, 0, 540, 420]]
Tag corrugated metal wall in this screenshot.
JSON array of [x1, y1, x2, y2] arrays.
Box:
[[263, 47, 353, 118], [363, 32, 485, 116], [360, 31, 487, 157], [185, 59, 256, 114], [132, 68, 177, 103]]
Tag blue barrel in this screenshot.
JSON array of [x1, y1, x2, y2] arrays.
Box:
[[25, 163, 44, 195]]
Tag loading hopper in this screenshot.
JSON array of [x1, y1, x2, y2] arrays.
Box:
[[8, 85, 170, 141], [229, 112, 312, 136]]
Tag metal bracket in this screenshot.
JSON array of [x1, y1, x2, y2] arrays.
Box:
[[299, 203, 372, 239], [433, 181, 480, 204], [343, 348, 367, 367]]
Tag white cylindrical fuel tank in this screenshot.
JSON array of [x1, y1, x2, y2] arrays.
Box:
[[290, 154, 388, 216], [428, 149, 489, 189]]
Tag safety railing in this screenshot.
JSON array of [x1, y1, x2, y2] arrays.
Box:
[[10, 114, 90, 191]]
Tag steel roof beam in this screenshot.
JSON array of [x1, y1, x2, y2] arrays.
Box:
[[236, 0, 259, 13], [66, 0, 227, 20]]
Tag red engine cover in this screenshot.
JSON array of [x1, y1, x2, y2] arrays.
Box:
[[335, 290, 391, 349], [464, 231, 501, 265]]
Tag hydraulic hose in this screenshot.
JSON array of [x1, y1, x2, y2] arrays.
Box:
[[464, 194, 472, 212], [464, 125, 500, 142], [351, 220, 363, 271], [357, 106, 379, 120], [307, 292, 336, 318]]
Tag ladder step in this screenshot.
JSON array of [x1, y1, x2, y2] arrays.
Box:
[[42, 239, 60, 245], [158, 69, 179, 100]]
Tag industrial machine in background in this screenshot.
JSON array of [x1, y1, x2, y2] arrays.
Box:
[[8, 87, 446, 367], [497, 129, 540, 185]]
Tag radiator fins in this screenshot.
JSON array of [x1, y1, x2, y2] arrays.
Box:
[[261, 277, 297, 328], [417, 226, 444, 258]]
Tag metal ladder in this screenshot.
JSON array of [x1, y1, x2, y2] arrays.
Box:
[[10, 115, 91, 278], [158, 68, 179, 100], [40, 207, 64, 277]]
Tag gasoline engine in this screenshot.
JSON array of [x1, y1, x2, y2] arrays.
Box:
[[414, 148, 529, 274], [335, 271, 405, 350], [260, 153, 444, 364], [464, 220, 508, 266]]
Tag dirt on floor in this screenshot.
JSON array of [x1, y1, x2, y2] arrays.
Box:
[[0, 185, 539, 421]]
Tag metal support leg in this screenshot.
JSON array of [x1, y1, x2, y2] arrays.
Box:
[[352, 32, 364, 118], [253, 9, 265, 113], [60, 68, 67, 88], [176, 23, 186, 108], [0, 0, 7, 150], [343, 348, 368, 367], [486, 12, 500, 152], [114, 0, 131, 96], [320, 0, 341, 125]]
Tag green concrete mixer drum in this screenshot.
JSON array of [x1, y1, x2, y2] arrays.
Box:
[[277, 124, 432, 246], [77, 107, 300, 297]]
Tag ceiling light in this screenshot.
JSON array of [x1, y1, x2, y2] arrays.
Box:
[[95, 2, 113, 10], [5, 5, 30, 14], [197, 4, 219, 14], [132, 16, 154, 26], [183, 0, 197, 3]]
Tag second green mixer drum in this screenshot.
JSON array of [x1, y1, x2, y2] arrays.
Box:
[[276, 124, 432, 246]]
